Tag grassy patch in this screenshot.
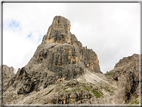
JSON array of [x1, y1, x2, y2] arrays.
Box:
[[63, 87, 68, 91], [3, 73, 9, 79], [105, 72, 113, 76], [59, 90, 62, 93], [85, 87, 90, 91], [100, 83, 115, 95], [129, 97, 139, 104], [104, 87, 112, 93], [4, 73, 7, 76], [133, 100, 139, 104], [3, 73, 7, 77], [103, 85, 114, 95], [82, 83, 104, 98], [65, 90, 70, 92], [59, 87, 81, 93], [55, 82, 61, 86], [92, 90, 103, 98], [71, 88, 81, 92], [79, 82, 85, 85]]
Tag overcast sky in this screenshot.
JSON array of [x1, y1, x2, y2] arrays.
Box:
[[3, 3, 140, 73]]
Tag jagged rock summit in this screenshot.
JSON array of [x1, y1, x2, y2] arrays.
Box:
[[0, 65, 15, 92], [105, 54, 140, 104], [42, 16, 71, 44], [4, 16, 101, 95], [1, 65, 15, 77]]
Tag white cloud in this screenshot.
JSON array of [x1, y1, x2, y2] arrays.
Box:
[[3, 27, 37, 72], [3, 3, 140, 73]]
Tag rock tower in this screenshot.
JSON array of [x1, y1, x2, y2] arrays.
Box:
[[4, 16, 101, 94]]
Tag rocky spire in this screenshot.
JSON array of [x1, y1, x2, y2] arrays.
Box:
[[3, 16, 101, 95], [1, 65, 15, 76], [42, 16, 71, 44]]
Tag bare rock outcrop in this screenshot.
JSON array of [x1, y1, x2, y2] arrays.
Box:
[[0, 65, 15, 93], [1, 65, 15, 76], [42, 16, 71, 44], [105, 54, 140, 104], [0, 65, 15, 82], [4, 16, 101, 96]]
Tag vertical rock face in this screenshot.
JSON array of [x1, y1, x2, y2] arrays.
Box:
[[42, 16, 71, 44], [1, 65, 15, 91], [125, 71, 139, 103], [81, 48, 100, 73], [1, 65, 15, 81], [4, 16, 101, 95], [1, 65, 15, 76], [105, 54, 140, 103]]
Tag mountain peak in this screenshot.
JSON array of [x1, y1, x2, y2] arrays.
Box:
[[53, 16, 70, 24], [42, 16, 71, 44]]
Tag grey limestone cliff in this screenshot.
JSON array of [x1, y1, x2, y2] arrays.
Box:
[[4, 16, 101, 95]]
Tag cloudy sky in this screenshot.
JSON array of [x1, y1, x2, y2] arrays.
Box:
[[3, 3, 140, 73]]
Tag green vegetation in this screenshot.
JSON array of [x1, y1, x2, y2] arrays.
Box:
[[105, 89, 111, 93], [105, 72, 113, 76], [58, 86, 67, 93], [45, 88, 53, 95], [92, 90, 104, 98], [49, 89, 53, 93], [100, 82, 116, 94], [59, 90, 62, 93], [3, 73, 7, 77], [98, 90, 103, 95], [71, 88, 80, 92], [4, 73, 7, 76], [58, 81, 105, 99], [65, 90, 70, 92], [79, 82, 85, 85], [63, 87, 68, 91], [103, 85, 114, 96], [55, 82, 61, 86], [3, 73, 8, 79], [59, 87, 81, 93], [104, 86, 113, 93], [85, 87, 90, 91], [83, 84, 104, 98], [129, 97, 139, 104]]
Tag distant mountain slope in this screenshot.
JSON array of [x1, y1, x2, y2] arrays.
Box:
[[105, 54, 140, 104], [0, 65, 15, 95], [0, 65, 15, 83]]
